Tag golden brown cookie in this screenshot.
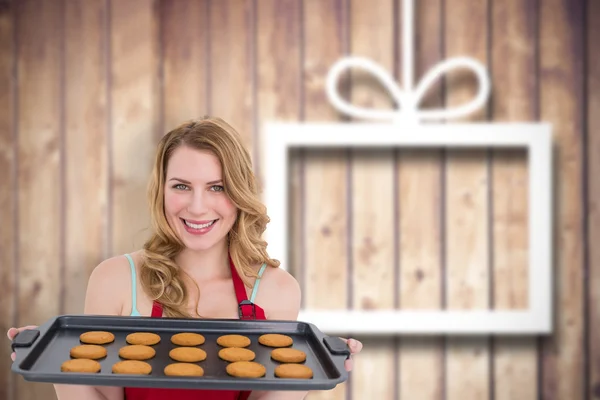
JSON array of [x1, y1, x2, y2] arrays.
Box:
[[164, 363, 205, 377], [112, 360, 152, 375], [69, 344, 107, 360], [271, 348, 306, 363], [218, 347, 256, 362], [170, 332, 205, 346], [274, 364, 313, 379], [226, 361, 266, 378], [217, 334, 251, 348], [126, 332, 161, 346], [258, 333, 293, 348], [61, 358, 101, 373], [79, 331, 115, 345], [169, 347, 207, 362], [118, 345, 156, 360]]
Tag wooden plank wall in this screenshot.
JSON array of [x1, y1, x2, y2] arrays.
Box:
[[0, 0, 597, 399]]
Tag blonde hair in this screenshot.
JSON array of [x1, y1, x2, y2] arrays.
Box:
[[140, 116, 280, 318]]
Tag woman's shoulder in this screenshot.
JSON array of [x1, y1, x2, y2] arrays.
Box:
[[253, 264, 301, 320], [84, 250, 144, 315]]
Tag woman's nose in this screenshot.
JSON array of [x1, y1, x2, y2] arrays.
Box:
[[186, 191, 209, 215]]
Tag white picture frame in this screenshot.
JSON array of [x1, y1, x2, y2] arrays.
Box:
[[262, 121, 553, 335]]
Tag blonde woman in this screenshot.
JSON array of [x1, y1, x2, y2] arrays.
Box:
[[8, 117, 362, 400]]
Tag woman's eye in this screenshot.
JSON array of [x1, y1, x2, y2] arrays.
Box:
[[211, 185, 224, 192], [173, 184, 188, 190]]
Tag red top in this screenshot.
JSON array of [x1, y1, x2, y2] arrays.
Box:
[[124, 257, 267, 400]]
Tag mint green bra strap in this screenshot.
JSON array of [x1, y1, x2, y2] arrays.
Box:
[[124, 254, 140, 316], [249, 263, 268, 303]]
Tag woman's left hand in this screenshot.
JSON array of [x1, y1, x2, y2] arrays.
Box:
[[339, 337, 363, 371]]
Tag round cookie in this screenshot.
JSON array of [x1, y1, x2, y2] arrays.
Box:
[[171, 332, 205, 346], [126, 332, 161, 346], [169, 347, 207, 362], [61, 358, 101, 373], [274, 364, 313, 379], [112, 360, 152, 375], [258, 333, 293, 348], [218, 347, 256, 362], [271, 348, 306, 363], [69, 344, 107, 360], [79, 331, 114, 345], [226, 361, 266, 378], [164, 363, 205, 377], [119, 345, 156, 360], [217, 334, 251, 348]]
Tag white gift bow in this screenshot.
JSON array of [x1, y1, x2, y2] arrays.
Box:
[[325, 56, 491, 123], [325, 0, 491, 124]]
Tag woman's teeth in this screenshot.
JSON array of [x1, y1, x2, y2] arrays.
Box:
[[184, 220, 215, 229]]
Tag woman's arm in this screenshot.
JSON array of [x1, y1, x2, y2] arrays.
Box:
[[55, 256, 132, 400], [248, 267, 308, 400]]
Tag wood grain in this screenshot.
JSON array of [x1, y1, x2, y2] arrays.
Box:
[[209, 0, 255, 164], [588, 0, 600, 396], [303, 1, 349, 399], [15, 0, 63, 398], [63, 0, 109, 315], [110, 0, 160, 255], [444, 0, 490, 399], [348, 0, 396, 398], [255, 0, 302, 276], [397, 1, 444, 398], [490, 0, 537, 398], [161, 0, 209, 132], [539, 0, 586, 398], [0, 1, 16, 399]]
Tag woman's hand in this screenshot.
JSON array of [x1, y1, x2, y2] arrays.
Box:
[[340, 337, 363, 371], [7, 325, 38, 361]]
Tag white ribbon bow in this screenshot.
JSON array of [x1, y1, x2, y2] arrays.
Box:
[[325, 0, 491, 124]]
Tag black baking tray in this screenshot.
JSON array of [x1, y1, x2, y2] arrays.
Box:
[[11, 315, 350, 391]]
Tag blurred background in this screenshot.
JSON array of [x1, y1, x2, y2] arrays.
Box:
[[0, 0, 598, 399]]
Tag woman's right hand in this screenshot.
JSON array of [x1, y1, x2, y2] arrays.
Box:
[[7, 325, 38, 361]]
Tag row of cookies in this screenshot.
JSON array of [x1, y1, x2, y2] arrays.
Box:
[[218, 333, 313, 379], [260, 334, 313, 379], [60, 331, 207, 375]]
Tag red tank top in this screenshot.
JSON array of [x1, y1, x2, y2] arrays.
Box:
[[124, 257, 267, 400]]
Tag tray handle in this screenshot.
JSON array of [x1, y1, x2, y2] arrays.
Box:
[[323, 336, 351, 358], [11, 329, 40, 352]]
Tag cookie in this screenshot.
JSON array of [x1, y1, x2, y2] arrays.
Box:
[[164, 363, 205, 377], [226, 361, 266, 378], [218, 347, 256, 362], [274, 364, 313, 379], [112, 360, 152, 375], [61, 358, 101, 373], [271, 348, 306, 363], [118, 345, 156, 360], [169, 347, 207, 362], [171, 332, 205, 346], [258, 333, 293, 348], [79, 331, 115, 345], [217, 334, 251, 348], [126, 332, 161, 346], [69, 344, 107, 360]]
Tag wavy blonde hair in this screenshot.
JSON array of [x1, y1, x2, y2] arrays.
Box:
[[140, 116, 280, 318]]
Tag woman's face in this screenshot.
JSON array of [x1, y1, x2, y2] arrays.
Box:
[[163, 146, 237, 252]]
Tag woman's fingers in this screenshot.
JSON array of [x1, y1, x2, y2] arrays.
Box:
[[7, 325, 38, 362]]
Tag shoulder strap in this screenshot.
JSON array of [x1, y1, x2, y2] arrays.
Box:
[[230, 256, 249, 303], [230, 256, 262, 320], [151, 301, 163, 317], [249, 263, 267, 303], [124, 254, 140, 316]]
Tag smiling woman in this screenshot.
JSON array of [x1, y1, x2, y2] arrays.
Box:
[[142, 118, 280, 321], [7, 116, 363, 400]]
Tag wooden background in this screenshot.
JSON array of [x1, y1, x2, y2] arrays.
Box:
[[0, 0, 598, 399]]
